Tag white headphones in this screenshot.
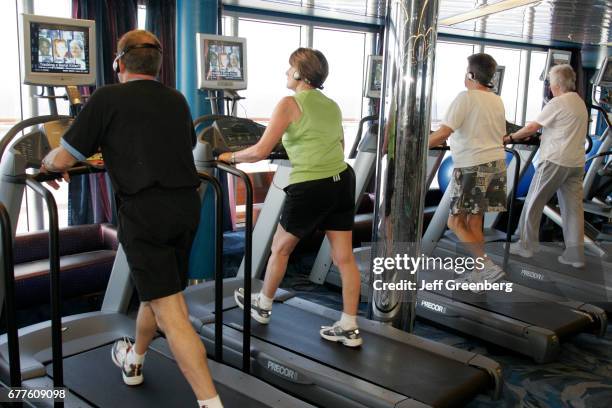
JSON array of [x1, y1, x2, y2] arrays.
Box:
[[293, 70, 311, 85], [466, 71, 494, 88]]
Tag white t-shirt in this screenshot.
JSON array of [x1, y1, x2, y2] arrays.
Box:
[[535, 92, 587, 168], [443, 90, 506, 168]]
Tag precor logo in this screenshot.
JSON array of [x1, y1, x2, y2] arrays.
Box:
[[420, 300, 447, 314], [520, 269, 544, 281], [266, 360, 299, 382]]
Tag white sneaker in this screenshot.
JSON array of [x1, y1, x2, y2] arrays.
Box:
[[509, 243, 534, 258], [558, 256, 585, 268], [320, 322, 363, 347], [453, 270, 480, 284], [111, 338, 144, 386], [234, 288, 272, 324], [455, 262, 505, 294], [480, 261, 506, 283]]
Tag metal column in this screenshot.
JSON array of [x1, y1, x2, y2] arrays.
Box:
[[369, 0, 440, 331]]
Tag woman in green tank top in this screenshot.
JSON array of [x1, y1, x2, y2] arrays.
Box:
[[219, 48, 363, 347]]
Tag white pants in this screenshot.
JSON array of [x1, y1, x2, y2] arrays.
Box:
[[516, 160, 585, 263]]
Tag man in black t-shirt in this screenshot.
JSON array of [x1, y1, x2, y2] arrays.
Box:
[[41, 30, 222, 408]]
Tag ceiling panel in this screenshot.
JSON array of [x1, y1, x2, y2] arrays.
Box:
[[439, 0, 612, 47], [227, 0, 611, 48]]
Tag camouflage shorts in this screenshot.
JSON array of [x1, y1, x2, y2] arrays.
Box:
[[449, 159, 507, 215]]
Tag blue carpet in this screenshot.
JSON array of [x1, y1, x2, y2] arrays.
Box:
[[279, 252, 612, 408]]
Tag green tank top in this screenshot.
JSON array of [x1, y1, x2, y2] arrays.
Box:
[[282, 89, 347, 185]]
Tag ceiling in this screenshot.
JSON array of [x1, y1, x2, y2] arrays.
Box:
[[224, 0, 612, 47]]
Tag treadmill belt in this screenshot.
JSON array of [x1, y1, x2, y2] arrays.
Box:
[[428, 248, 591, 336], [223, 303, 489, 407], [50, 341, 268, 408]]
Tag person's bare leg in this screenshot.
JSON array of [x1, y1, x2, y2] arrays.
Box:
[[447, 214, 485, 258], [466, 213, 485, 258], [134, 302, 157, 355], [260, 225, 300, 299], [326, 230, 360, 316], [150, 292, 217, 401]]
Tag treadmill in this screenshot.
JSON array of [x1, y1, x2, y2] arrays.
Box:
[[481, 139, 612, 311], [464, 58, 612, 312], [185, 115, 503, 408], [0, 115, 312, 408], [418, 139, 607, 357], [294, 116, 606, 362]]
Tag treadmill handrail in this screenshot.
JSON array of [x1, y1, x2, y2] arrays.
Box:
[[0, 202, 21, 390], [585, 133, 594, 155], [211, 161, 253, 374], [585, 151, 612, 164], [24, 177, 63, 389], [197, 172, 224, 363], [29, 165, 105, 183], [0, 115, 71, 164], [429, 145, 450, 151], [588, 104, 612, 130], [348, 115, 378, 159], [503, 147, 521, 270], [193, 114, 235, 132]]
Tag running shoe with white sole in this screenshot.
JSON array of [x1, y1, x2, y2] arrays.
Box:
[[111, 338, 143, 386], [509, 242, 534, 258], [320, 322, 363, 347], [480, 261, 506, 284], [558, 255, 585, 268], [234, 288, 272, 324], [454, 261, 505, 294]]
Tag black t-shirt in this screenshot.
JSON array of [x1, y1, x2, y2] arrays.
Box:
[[62, 80, 199, 196]]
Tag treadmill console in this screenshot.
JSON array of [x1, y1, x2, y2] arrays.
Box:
[[202, 116, 287, 159], [9, 119, 73, 169], [213, 118, 265, 150], [506, 121, 540, 145]]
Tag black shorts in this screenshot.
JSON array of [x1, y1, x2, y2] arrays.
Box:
[[118, 187, 200, 302], [280, 166, 355, 239]]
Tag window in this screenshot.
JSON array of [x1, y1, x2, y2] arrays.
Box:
[[1, 1, 73, 233], [524, 51, 547, 122], [228, 16, 372, 156], [313, 27, 367, 152], [28, 0, 73, 118], [138, 5, 147, 30], [0, 1, 22, 139], [431, 42, 476, 124], [238, 19, 301, 121], [484, 46, 523, 123]]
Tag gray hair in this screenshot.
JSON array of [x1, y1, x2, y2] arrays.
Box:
[[549, 64, 576, 92]]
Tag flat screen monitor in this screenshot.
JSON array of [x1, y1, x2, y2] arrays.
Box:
[[491, 65, 505, 96], [364, 55, 383, 98], [594, 56, 612, 88], [542, 49, 572, 80], [197, 34, 247, 90], [22, 14, 96, 86]]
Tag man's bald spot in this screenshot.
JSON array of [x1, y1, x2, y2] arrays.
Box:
[[118, 30, 160, 52]]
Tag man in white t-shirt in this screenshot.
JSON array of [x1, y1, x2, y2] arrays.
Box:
[[506, 64, 587, 267], [429, 53, 508, 290]]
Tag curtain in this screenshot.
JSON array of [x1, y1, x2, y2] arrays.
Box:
[[69, 0, 138, 225], [145, 0, 176, 87], [73, 0, 138, 86]]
